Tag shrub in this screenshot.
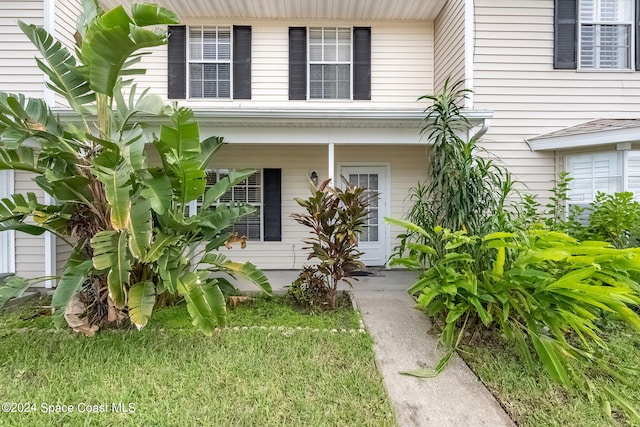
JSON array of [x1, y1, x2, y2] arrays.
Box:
[[291, 179, 370, 310], [388, 217, 640, 422]]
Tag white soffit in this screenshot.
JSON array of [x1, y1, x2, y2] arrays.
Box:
[[99, 0, 447, 21], [526, 119, 640, 151]]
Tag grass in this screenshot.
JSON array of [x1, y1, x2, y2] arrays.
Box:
[[459, 317, 640, 427], [0, 295, 394, 427]]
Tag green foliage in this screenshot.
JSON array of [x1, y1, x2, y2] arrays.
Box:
[[286, 265, 333, 311], [395, 79, 519, 271], [545, 171, 573, 231], [292, 179, 370, 309], [0, 1, 271, 335], [389, 218, 640, 422], [581, 192, 640, 248]]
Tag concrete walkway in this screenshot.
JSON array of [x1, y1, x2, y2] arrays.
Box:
[[238, 270, 515, 427]]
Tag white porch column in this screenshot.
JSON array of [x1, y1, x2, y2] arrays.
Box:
[[0, 170, 15, 273], [44, 193, 56, 288], [328, 143, 335, 184]]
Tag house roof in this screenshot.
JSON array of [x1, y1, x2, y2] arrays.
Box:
[[99, 0, 447, 21], [526, 119, 640, 151]]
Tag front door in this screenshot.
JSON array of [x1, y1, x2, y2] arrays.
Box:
[[342, 166, 387, 266]]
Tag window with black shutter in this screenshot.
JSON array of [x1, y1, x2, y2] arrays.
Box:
[[555, 0, 639, 70], [289, 26, 371, 100], [167, 25, 252, 99]]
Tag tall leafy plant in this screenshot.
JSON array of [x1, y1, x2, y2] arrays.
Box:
[[388, 217, 640, 423], [0, 1, 270, 334], [394, 79, 519, 270], [291, 179, 370, 309]]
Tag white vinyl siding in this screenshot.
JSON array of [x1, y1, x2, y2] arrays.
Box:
[[473, 0, 640, 198], [434, 0, 465, 93], [0, 1, 45, 98], [130, 20, 433, 108]]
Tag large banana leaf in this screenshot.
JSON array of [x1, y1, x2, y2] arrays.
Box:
[[91, 230, 132, 308], [198, 136, 225, 170], [143, 232, 181, 264], [128, 281, 155, 330], [0, 146, 42, 173], [178, 272, 226, 335], [200, 253, 272, 295], [92, 162, 133, 230], [51, 248, 94, 327], [0, 193, 52, 235], [140, 171, 172, 215], [200, 169, 256, 210], [0, 276, 30, 309], [0, 94, 64, 148], [128, 197, 152, 259], [80, 5, 177, 96], [34, 175, 93, 203], [18, 22, 95, 113], [157, 108, 201, 158]]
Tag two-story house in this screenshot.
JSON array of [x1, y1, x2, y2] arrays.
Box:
[[1, 0, 639, 287]]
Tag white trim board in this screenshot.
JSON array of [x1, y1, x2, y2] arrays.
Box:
[[0, 170, 15, 273]]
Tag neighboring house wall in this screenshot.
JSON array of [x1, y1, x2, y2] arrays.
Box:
[[472, 0, 640, 196], [131, 20, 434, 108], [0, 0, 45, 98], [434, 0, 465, 94]]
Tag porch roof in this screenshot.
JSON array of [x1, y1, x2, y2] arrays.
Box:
[[527, 119, 640, 151], [100, 0, 447, 21]]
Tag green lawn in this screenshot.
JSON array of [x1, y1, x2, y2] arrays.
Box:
[[460, 318, 640, 427], [0, 295, 395, 427]]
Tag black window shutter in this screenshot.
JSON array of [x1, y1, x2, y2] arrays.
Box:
[[263, 169, 282, 241], [233, 26, 252, 99], [554, 0, 577, 69], [353, 27, 371, 100], [636, 0, 640, 70], [289, 27, 307, 100], [167, 25, 187, 99]]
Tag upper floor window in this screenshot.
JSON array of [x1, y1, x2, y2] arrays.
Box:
[[289, 26, 371, 100], [167, 25, 252, 100], [189, 27, 231, 98], [555, 0, 640, 71], [308, 27, 352, 99], [578, 0, 634, 69]]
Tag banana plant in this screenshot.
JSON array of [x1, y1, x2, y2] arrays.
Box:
[[0, 0, 271, 334]]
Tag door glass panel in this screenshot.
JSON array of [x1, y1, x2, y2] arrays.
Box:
[[347, 173, 379, 242]]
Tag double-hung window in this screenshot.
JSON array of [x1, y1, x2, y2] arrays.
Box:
[[188, 26, 231, 98], [579, 0, 633, 69], [308, 27, 352, 99], [199, 170, 262, 240], [168, 25, 252, 99], [195, 169, 282, 242], [289, 26, 371, 100]]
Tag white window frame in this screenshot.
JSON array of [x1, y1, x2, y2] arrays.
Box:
[[578, 0, 634, 70], [307, 27, 353, 100], [196, 169, 263, 241], [187, 26, 233, 99]]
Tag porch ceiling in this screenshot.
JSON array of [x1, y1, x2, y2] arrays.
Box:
[[99, 0, 446, 21]]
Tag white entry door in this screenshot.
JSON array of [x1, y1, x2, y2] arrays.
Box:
[[342, 166, 387, 266]]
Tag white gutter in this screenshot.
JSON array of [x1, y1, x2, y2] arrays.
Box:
[[464, 0, 475, 109]]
